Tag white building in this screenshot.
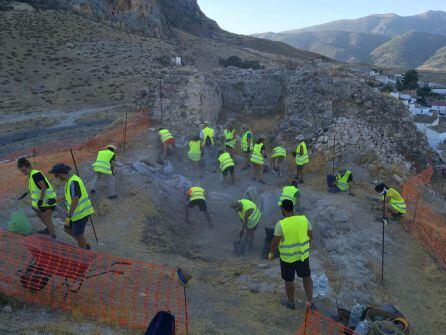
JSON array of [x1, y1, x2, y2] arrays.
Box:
[[431, 101, 446, 113], [390, 92, 400, 99], [399, 94, 411, 101], [426, 124, 446, 149], [411, 107, 432, 116], [374, 75, 388, 84], [432, 88, 446, 95], [413, 113, 439, 133]]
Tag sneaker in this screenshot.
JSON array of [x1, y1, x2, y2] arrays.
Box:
[[280, 299, 296, 310], [258, 180, 266, 185], [90, 190, 96, 195], [85, 243, 91, 250], [108, 195, 117, 199], [300, 179, 304, 184], [305, 301, 317, 311], [51, 235, 57, 239], [38, 228, 50, 235]]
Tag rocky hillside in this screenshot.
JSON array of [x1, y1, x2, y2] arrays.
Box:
[[419, 46, 446, 71], [371, 31, 446, 68], [254, 11, 446, 70]]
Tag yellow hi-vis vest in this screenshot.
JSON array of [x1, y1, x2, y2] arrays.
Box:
[[238, 199, 261, 229], [158, 129, 174, 143], [218, 152, 235, 172], [278, 215, 310, 263], [224, 129, 237, 148], [241, 130, 253, 152], [250, 143, 265, 165], [28, 170, 56, 209], [65, 175, 94, 221], [295, 141, 309, 166], [382, 188, 407, 214], [189, 186, 206, 201], [188, 140, 202, 162], [271, 146, 287, 158], [278, 185, 299, 207], [92, 149, 115, 175], [336, 170, 351, 191], [202, 127, 215, 146]]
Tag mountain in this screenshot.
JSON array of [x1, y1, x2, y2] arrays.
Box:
[[254, 11, 446, 70], [419, 46, 446, 71], [255, 30, 388, 63], [371, 31, 446, 68], [274, 11, 446, 37]]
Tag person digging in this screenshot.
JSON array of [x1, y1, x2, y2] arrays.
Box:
[[269, 199, 314, 310], [231, 199, 261, 250], [185, 185, 213, 227], [17, 157, 57, 238], [49, 163, 94, 249]]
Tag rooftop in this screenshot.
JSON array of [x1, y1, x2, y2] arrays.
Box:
[[429, 124, 446, 133], [413, 114, 438, 123]]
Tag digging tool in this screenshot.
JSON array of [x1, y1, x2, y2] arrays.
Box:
[[177, 267, 191, 335], [381, 191, 387, 285], [17, 192, 29, 201], [69, 147, 99, 244], [332, 130, 336, 175], [159, 78, 163, 127], [122, 110, 128, 153], [32, 148, 36, 166]]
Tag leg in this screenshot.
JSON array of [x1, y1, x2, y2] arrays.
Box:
[[285, 281, 296, 304], [107, 174, 117, 198], [40, 209, 56, 237], [259, 164, 264, 182], [75, 234, 87, 249], [91, 173, 99, 193], [303, 276, 313, 303], [230, 167, 235, 184], [251, 163, 256, 180], [162, 142, 168, 161]]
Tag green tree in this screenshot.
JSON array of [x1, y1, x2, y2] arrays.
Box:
[[401, 69, 419, 90]]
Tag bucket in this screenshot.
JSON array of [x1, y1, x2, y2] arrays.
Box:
[[233, 240, 246, 255]]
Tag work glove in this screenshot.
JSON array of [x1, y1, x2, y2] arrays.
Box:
[[37, 200, 43, 208], [268, 252, 275, 261], [65, 216, 71, 227]]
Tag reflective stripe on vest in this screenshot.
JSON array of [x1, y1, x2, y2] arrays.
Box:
[[188, 140, 202, 162], [92, 149, 115, 175], [202, 127, 215, 146], [295, 142, 309, 165], [250, 143, 264, 165], [65, 175, 94, 221], [224, 129, 237, 148], [159, 129, 174, 143], [241, 131, 253, 151], [390, 200, 407, 214], [336, 170, 351, 191], [189, 187, 205, 201], [272, 146, 286, 158], [278, 186, 298, 207], [278, 216, 310, 262], [238, 199, 261, 229], [218, 152, 235, 172], [28, 170, 56, 208]]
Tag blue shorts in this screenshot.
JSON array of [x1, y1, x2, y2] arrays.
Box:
[[68, 216, 89, 236]]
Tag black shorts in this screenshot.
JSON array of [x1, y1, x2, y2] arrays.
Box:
[[222, 166, 235, 176], [67, 216, 89, 237], [280, 258, 311, 282], [33, 206, 56, 213], [187, 199, 207, 211]]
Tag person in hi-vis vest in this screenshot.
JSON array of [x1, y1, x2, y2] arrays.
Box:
[[50, 163, 94, 249], [91, 144, 117, 199], [17, 157, 57, 238]]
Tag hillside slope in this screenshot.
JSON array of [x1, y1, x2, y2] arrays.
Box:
[[371, 31, 446, 68], [255, 30, 388, 63], [270, 11, 446, 36], [419, 46, 446, 71]]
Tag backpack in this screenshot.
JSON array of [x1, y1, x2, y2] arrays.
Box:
[[145, 311, 176, 335]]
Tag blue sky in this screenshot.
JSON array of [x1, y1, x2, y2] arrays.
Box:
[[197, 0, 446, 35]]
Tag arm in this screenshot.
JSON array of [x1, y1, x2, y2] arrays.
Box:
[[243, 208, 253, 225], [269, 235, 282, 255], [308, 230, 313, 242], [68, 196, 80, 218], [36, 181, 47, 206]]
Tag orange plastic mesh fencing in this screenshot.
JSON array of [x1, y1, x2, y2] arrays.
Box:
[[0, 231, 188, 332], [0, 108, 149, 205], [296, 309, 356, 335], [402, 166, 446, 268]]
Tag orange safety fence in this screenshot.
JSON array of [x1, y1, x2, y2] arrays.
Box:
[[296, 309, 356, 335], [0, 108, 149, 205], [0, 231, 187, 333], [402, 166, 446, 268]]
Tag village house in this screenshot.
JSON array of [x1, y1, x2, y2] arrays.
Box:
[[413, 112, 439, 133], [426, 123, 446, 150]]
